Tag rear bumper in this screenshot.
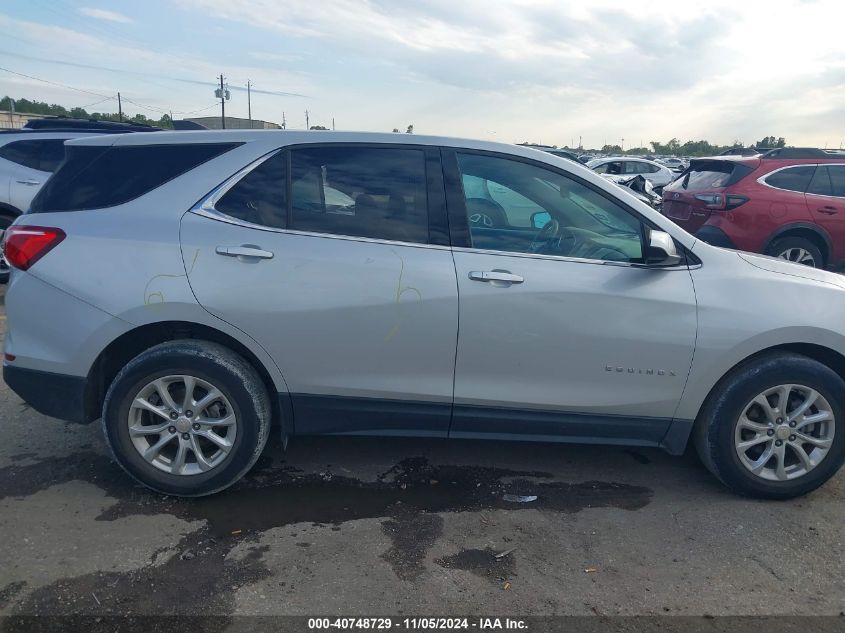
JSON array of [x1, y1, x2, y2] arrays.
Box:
[[694, 225, 737, 250], [3, 364, 94, 423]]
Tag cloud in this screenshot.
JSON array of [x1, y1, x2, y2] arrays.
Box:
[[77, 7, 134, 24]]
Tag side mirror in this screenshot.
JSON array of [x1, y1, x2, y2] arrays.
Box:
[[646, 230, 682, 266], [531, 211, 551, 230]]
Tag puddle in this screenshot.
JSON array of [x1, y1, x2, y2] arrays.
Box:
[[0, 452, 653, 538], [436, 548, 516, 585], [1, 448, 652, 618]]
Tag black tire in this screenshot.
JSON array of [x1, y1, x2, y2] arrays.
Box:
[[764, 236, 824, 268], [695, 352, 845, 499], [103, 340, 272, 496]]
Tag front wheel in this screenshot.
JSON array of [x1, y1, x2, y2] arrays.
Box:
[[695, 352, 845, 499], [103, 340, 272, 496]]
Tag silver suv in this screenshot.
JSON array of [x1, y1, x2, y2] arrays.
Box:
[[0, 119, 161, 281], [3, 131, 844, 498]]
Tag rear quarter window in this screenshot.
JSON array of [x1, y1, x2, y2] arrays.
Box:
[[30, 142, 241, 213]]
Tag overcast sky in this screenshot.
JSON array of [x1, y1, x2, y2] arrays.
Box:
[[1, 0, 843, 149]]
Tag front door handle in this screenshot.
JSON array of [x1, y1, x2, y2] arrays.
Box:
[[818, 206, 838, 215], [215, 245, 274, 259], [16, 179, 40, 186], [468, 270, 524, 284]]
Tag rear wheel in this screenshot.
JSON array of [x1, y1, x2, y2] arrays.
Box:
[[695, 352, 845, 499], [765, 236, 823, 268], [103, 340, 272, 496]]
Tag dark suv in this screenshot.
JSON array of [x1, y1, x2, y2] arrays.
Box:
[[661, 149, 845, 268]]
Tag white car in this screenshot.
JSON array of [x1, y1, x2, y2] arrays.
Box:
[[658, 157, 689, 172], [587, 157, 676, 190]]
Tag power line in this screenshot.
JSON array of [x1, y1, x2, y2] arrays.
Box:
[[80, 96, 118, 109], [0, 51, 309, 99], [0, 65, 111, 98]]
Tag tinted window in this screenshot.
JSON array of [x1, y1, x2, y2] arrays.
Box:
[[764, 165, 816, 193], [457, 153, 644, 263], [38, 140, 67, 172], [670, 160, 754, 191], [30, 143, 239, 213], [807, 166, 832, 196], [216, 152, 286, 229], [290, 147, 428, 243], [0, 139, 66, 172], [828, 165, 845, 197]]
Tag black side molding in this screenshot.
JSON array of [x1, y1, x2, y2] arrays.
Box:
[[3, 364, 93, 424]]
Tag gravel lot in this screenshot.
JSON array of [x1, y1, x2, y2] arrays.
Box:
[[0, 285, 843, 628]]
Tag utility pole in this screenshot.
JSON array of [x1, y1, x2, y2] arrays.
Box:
[[117, 92, 123, 122], [305, 110, 309, 130], [246, 80, 252, 128], [220, 75, 226, 129], [332, 117, 335, 131]]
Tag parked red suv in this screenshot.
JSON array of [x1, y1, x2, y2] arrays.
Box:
[[661, 148, 845, 268]]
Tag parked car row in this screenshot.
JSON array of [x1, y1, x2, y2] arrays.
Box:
[[4, 131, 845, 499]]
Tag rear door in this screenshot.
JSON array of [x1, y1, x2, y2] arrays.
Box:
[[806, 164, 845, 261], [181, 144, 459, 436]]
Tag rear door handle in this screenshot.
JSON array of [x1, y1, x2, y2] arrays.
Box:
[[15, 179, 40, 186], [468, 270, 524, 284], [818, 206, 838, 215], [215, 245, 274, 259]]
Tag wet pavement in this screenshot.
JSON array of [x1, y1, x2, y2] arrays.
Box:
[[0, 287, 843, 626]]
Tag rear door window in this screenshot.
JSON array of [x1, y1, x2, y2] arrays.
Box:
[[290, 146, 429, 244], [30, 142, 240, 212], [828, 165, 845, 197], [807, 166, 833, 197], [0, 139, 66, 172], [215, 152, 286, 229], [763, 165, 816, 193]]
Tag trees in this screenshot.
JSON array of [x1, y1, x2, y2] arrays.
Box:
[[755, 136, 786, 149], [1, 95, 172, 128]]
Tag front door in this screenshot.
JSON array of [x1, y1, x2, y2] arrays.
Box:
[[181, 145, 458, 436], [445, 150, 697, 447]]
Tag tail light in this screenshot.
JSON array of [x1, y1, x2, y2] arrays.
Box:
[[3, 226, 66, 271], [693, 193, 749, 211]]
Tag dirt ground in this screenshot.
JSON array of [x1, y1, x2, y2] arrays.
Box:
[[0, 285, 843, 630]]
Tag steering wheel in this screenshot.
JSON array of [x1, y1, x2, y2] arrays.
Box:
[[529, 218, 559, 253], [530, 219, 581, 255]]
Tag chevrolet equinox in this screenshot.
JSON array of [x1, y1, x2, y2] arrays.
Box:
[[3, 131, 844, 498]]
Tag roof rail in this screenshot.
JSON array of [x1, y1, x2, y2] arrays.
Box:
[[759, 147, 830, 159], [22, 117, 161, 133]]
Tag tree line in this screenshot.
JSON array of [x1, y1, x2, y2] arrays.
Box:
[[1, 96, 173, 128], [522, 136, 788, 156]]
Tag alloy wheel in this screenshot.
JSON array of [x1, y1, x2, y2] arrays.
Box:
[[734, 384, 835, 481], [127, 374, 237, 475], [778, 247, 815, 267]]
